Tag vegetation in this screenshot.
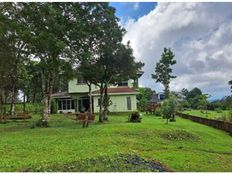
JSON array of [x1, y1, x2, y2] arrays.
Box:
[[0, 2, 143, 124], [183, 109, 232, 122], [160, 95, 179, 123], [229, 80, 232, 94], [0, 114, 232, 172], [152, 48, 176, 99], [137, 87, 154, 112]]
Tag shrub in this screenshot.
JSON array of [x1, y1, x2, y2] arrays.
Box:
[[31, 119, 49, 128], [128, 112, 142, 123], [154, 107, 162, 116], [50, 99, 57, 114], [215, 108, 222, 113], [227, 110, 232, 122]]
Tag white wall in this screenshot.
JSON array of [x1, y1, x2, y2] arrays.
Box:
[[93, 94, 137, 113]]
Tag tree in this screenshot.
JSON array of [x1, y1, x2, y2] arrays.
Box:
[[186, 87, 202, 109], [197, 94, 209, 113], [0, 3, 31, 115], [160, 95, 179, 124], [76, 3, 144, 122], [152, 48, 176, 99], [137, 87, 154, 112], [229, 80, 232, 94], [181, 88, 189, 98], [19, 3, 99, 123]]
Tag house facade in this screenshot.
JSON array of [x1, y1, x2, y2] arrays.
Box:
[[150, 92, 165, 103], [52, 71, 143, 113]]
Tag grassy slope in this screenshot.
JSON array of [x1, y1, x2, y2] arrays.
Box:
[[0, 114, 232, 172], [183, 109, 229, 120]]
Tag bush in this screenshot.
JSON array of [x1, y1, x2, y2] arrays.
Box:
[[128, 112, 142, 123], [51, 99, 57, 114], [227, 110, 232, 122], [31, 119, 49, 128], [215, 108, 222, 113], [154, 107, 162, 116]]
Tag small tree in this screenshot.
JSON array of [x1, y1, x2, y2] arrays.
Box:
[[152, 48, 176, 99], [160, 95, 179, 124], [197, 94, 209, 113]]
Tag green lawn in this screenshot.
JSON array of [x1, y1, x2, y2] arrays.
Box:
[[0, 113, 232, 172], [183, 109, 230, 121]]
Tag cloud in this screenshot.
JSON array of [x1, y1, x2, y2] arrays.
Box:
[[122, 2, 232, 99]]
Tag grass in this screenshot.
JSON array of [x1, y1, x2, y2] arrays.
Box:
[[182, 109, 231, 121], [0, 113, 232, 172]]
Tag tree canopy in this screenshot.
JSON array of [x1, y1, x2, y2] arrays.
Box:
[[152, 48, 176, 99]]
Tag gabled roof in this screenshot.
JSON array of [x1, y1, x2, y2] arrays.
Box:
[[92, 87, 138, 96]]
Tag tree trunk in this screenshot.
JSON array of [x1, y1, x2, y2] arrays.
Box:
[[41, 71, 54, 123], [42, 94, 49, 121], [0, 88, 2, 114], [32, 84, 37, 104], [10, 82, 16, 116], [41, 72, 48, 122], [103, 83, 108, 121], [88, 83, 93, 114], [99, 83, 104, 123], [23, 90, 26, 112], [164, 84, 169, 99]]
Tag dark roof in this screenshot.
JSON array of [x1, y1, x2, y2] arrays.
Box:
[[51, 91, 71, 98], [92, 87, 138, 95]]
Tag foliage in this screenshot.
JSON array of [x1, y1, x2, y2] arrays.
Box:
[[154, 107, 162, 116], [196, 94, 209, 111], [50, 99, 57, 114], [215, 108, 222, 113], [152, 48, 176, 99], [160, 95, 179, 123], [228, 80, 232, 93], [137, 87, 154, 112], [0, 114, 232, 172], [183, 109, 232, 123], [160, 129, 199, 141], [128, 112, 142, 123]]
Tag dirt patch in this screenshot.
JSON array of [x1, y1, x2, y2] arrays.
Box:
[[160, 129, 200, 141], [0, 126, 27, 133], [22, 154, 170, 172]]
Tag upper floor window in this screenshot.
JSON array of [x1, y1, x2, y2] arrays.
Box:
[[118, 81, 128, 87], [77, 76, 86, 84]]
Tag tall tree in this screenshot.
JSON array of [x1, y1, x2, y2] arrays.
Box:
[[19, 3, 90, 123], [76, 3, 144, 122], [0, 3, 31, 115], [152, 48, 176, 99]]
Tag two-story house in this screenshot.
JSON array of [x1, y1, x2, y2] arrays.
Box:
[[51, 71, 143, 113]]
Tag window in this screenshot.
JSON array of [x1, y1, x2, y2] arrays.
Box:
[[58, 99, 74, 110], [77, 76, 86, 84], [98, 98, 101, 106], [118, 81, 128, 86], [159, 94, 164, 100], [127, 97, 131, 110]]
